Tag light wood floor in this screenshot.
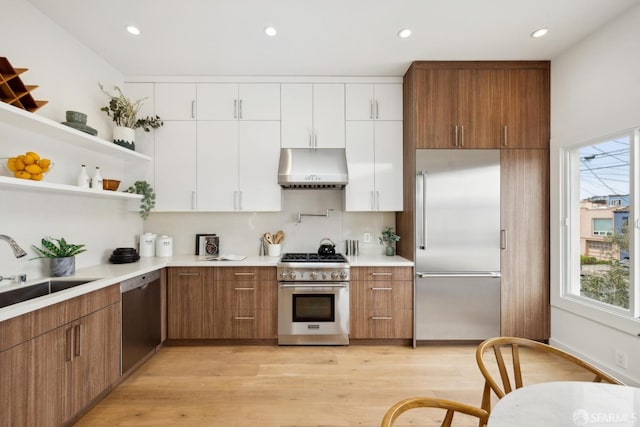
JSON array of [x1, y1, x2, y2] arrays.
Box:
[[74, 344, 592, 427]]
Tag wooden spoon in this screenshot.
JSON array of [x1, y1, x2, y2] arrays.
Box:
[[263, 233, 273, 244], [274, 230, 285, 244]]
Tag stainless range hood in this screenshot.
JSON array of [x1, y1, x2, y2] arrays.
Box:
[[278, 148, 348, 189]]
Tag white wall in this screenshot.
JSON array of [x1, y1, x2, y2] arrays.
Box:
[[0, 0, 141, 280], [550, 4, 640, 385]]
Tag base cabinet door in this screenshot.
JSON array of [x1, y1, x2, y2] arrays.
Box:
[[167, 268, 213, 339], [350, 267, 413, 339]]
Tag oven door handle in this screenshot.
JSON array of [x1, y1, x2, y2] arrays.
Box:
[[279, 283, 348, 288]]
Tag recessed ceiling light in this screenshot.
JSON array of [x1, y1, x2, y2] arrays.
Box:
[[264, 26, 277, 37], [397, 28, 412, 38], [126, 25, 141, 36], [530, 28, 548, 38]]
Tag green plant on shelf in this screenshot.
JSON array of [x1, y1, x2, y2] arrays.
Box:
[[125, 180, 156, 220]]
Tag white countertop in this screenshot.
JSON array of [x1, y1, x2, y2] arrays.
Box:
[[0, 254, 413, 322]]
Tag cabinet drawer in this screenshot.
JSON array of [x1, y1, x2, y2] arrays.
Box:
[[214, 267, 276, 281], [350, 267, 412, 281], [214, 309, 276, 339]]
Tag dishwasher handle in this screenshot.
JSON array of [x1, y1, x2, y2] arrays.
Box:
[[416, 271, 502, 279], [120, 270, 161, 293]]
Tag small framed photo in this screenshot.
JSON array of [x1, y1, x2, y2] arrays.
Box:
[[196, 234, 219, 257]]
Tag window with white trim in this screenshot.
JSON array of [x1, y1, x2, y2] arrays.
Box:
[[564, 130, 637, 315]]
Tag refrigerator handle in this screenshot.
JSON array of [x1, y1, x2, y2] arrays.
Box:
[[416, 272, 502, 278], [500, 229, 507, 250], [418, 170, 428, 250]]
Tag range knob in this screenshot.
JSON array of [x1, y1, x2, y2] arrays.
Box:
[[331, 271, 340, 279], [289, 271, 297, 280], [280, 271, 288, 279], [323, 272, 330, 279], [340, 271, 348, 280], [310, 271, 318, 280]]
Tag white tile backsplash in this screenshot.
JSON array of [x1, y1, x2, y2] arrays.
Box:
[[143, 189, 396, 257]]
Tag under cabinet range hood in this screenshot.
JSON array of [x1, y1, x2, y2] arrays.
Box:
[[278, 148, 348, 189]]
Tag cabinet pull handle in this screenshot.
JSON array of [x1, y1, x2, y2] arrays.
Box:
[[376, 191, 380, 210], [500, 229, 508, 250], [66, 327, 73, 362], [314, 130, 318, 149], [234, 287, 255, 291], [238, 191, 243, 210], [460, 125, 465, 147], [191, 190, 196, 210], [234, 99, 238, 119], [191, 100, 195, 119], [454, 125, 459, 147], [371, 287, 393, 291], [375, 100, 379, 119], [371, 191, 375, 210], [503, 125, 508, 147], [371, 316, 392, 320], [371, 272, 393, 276], [370, 100, 374, 119], [309, 130, 313, 148], [239, 99, 243, 119], [74, 324, 82, 357], [234, 316, 255, 320], [178, 272, 200, 276], [234, 272, 255, 276]]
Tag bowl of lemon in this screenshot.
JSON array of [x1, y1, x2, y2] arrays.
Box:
[[2, 152, 54, 181]]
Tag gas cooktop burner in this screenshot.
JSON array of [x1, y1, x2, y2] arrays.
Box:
[[280, 253, 348, 263]]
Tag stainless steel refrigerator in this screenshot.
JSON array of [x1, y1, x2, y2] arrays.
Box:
[[414, 149, 501, 343]]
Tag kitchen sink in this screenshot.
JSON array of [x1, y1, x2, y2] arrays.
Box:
[[0, 279, 100, 309]]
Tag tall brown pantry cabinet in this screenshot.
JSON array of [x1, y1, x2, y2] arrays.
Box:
[[398, 61, 550, 341]]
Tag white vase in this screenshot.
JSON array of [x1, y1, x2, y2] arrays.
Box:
[[113, 126, 136, 151]]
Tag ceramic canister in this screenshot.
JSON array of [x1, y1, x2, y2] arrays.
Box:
[[155, 235, 173, 257], [139, 232, 157, 257]]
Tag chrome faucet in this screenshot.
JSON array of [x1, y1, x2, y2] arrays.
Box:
[[0, 235, 27, 258]]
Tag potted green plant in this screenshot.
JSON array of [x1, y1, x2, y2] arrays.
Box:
[[99, 83, 163, 151], [31, 237, 86, 277], [379, 226, 400, 256], [124, 180, 156, 220]]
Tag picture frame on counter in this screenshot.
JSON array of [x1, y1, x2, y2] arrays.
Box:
[[196, 234, 219, 257]]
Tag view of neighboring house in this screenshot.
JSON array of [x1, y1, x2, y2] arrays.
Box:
[[580, 195, 629, 261]]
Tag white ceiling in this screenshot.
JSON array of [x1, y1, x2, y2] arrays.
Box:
[[28, 0, 640, 77]]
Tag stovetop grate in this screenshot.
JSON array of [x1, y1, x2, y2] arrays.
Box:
[[280, 253, 347, 263]]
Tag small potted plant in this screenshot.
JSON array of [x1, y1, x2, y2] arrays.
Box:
[[31, 237, 86, 277], [124, 180, 156, 220], [99, 83, 163, 151], [379, 226, 400, 256]]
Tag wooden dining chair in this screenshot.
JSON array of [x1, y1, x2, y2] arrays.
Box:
[[381, 397, 489, 427], [475, 336, 623, 413]]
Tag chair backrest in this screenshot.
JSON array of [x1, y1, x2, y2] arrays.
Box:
[[475, 336, 623, 411], [381, 397, 489, 427]]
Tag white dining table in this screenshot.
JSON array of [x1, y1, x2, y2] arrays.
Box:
[[488, 381, 640, 427]]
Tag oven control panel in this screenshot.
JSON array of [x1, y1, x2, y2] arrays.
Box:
[[277, 267, 349, 282]]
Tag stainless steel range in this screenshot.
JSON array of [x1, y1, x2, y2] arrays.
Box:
[[277, 253, 350, 345]]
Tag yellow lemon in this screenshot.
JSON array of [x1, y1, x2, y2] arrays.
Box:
[[25, 164, 42, 174], [14, 158, 26, 171], [26, 151, 40, 161], [39, 158, 51, 169], [23, 154, 36, 165], [6, 157, 17, 172], [15, 170, 31, 179], [31, 173, 43, 181]]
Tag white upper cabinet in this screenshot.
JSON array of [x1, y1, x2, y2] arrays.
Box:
[[197, 121, 281, 212], [345, 121, 403, 212], [345, 83, 403, 121], [281, 83, 345, 148], [154, 83, 197, 120], [197, 83, 280, 121], [154, 121, 197, 211]]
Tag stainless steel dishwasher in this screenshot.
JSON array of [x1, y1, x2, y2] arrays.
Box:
[[120, 270, 161, 375]]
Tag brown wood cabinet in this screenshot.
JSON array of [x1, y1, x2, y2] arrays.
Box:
[[500, 149, 550, 339], [350, 267, 413, 339], [0, 285, 120, 427], [405, 62, 549, 150], [213, 267, 277, 339], [167, 267, 213, 339]]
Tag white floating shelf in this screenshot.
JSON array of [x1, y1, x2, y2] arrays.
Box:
[[0, 176, 143, 200], [0, 102, 151, 162]]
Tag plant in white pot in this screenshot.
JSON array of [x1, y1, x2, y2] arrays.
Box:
[[31, 237, 86, 277], [379, 227, 400, 256], [99, 83, 163, 151]]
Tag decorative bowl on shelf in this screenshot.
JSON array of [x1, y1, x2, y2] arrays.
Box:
[[1, 156, 54, 181], [65, 110, 87, 125], [102, 179, 121, 191]]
